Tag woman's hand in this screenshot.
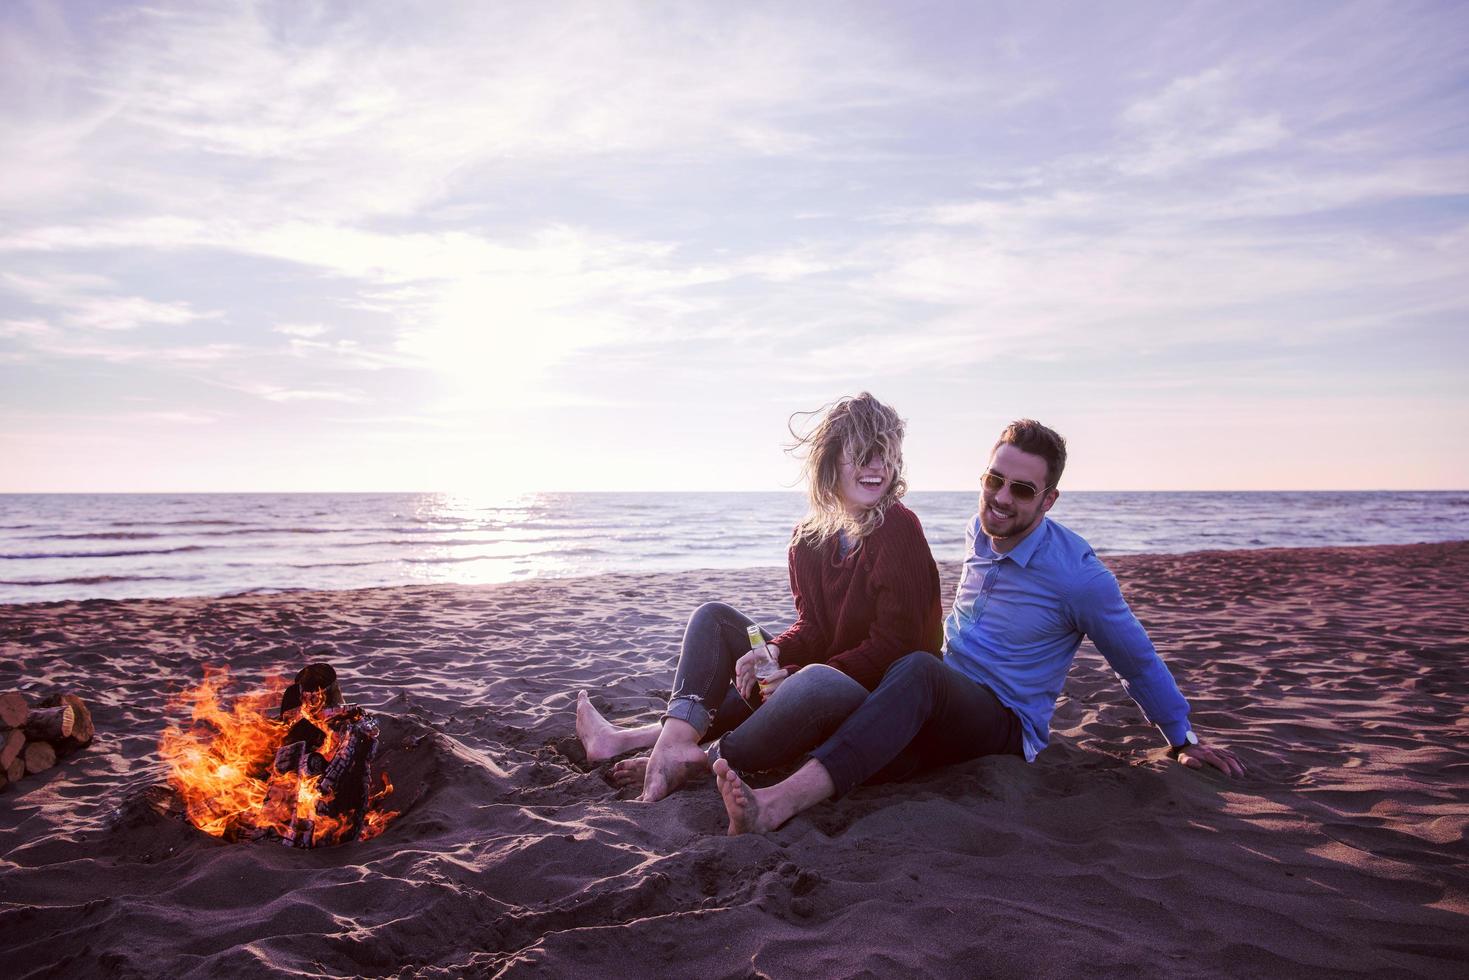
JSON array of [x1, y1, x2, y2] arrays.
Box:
[[735, 642, 782, 701], [734, 649, 761, 699], [757, 668, 790, 700]]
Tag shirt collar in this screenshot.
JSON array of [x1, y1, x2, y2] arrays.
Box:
[[982, 517, 1050, 568]]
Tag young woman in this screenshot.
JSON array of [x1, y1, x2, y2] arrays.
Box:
[[575, 392, 943, 801]]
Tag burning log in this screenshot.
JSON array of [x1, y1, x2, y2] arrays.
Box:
[[275, 703, 381, 848], [160, 663, 396, 848], [279, 663, 343, 720]]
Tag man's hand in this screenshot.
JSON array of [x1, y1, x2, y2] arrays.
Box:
[[757, 668, 790, 700], [1171, 742, 1246, 778]]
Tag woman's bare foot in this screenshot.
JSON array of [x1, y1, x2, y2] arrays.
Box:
[[575, 691, 657, 762], [640, 718, 711, 802]]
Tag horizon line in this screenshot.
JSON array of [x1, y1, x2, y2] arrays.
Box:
[[2, 488, 1465, 496]]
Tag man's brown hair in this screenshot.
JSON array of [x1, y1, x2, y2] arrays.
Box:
[[994, 419, 1067, 490]]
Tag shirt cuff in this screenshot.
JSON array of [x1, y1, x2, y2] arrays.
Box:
[[1156, 719, 1191, 747]]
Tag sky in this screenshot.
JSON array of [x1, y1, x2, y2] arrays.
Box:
[[2, 0, 1466, 493]]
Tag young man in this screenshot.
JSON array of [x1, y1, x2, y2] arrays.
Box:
[[715, 419, 1245, 835]]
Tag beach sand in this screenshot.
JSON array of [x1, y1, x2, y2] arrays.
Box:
[[2, 541, 1466, 978]]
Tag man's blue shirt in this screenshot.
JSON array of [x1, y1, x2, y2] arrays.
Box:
[[942, 515, 1191, 761]]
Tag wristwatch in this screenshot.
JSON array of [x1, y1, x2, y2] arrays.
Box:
[[1168, 730, 1199, 758]]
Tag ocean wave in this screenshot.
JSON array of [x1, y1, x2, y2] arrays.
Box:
[[0, 573, 190, 586], [282, 559, 395, 569], [0, 545, 210, 560], [335, 535, 503, 548], [27, 531, 164, 541], [108, 519, 246, 527], [192, 526, 336, 536], [401, 553, 534, 565]]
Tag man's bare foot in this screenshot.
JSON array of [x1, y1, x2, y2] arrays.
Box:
[[576, 691, 655, 762], [609, 755, 647, 789], [714, 757, 834, 835], [640, 737, 710, 802], [714, 758, 770, 835]]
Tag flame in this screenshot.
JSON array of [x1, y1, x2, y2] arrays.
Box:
[[159, 667, 396, 846], [360, 774, 400, 842]]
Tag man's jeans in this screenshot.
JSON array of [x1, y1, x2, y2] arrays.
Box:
[[812, 651, 1023, 797], [665, 601, 867, 773]]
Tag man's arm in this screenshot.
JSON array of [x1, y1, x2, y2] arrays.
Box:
[[1069, 568, 1245, 777]]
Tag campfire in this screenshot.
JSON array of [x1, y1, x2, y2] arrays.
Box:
[[159, 663, 399, 848]]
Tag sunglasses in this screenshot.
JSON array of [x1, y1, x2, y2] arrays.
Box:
[[981, 470, 1053, 502]]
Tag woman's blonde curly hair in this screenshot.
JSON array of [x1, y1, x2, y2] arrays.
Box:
[[789, 392, 907, 548]]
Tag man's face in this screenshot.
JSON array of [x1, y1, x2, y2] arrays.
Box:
[[978, 443, 1058, 547]]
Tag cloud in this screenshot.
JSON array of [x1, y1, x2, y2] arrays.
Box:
[[273, 322, 328, 338], [283, 336, 399, 371], [127, 410, 219, 425], [0, 270, 220, 330], [0, 318, 51, 339], [0, 1, 948, 229], [230, 382, 368, 404], [9, 334, 243, 365], [3, 2, 1467, 492], [1114, 68, 1289, 176]]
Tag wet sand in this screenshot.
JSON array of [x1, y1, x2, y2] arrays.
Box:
[[2, 542, 1466, 978]]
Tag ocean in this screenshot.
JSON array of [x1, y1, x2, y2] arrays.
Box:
[[1, 490, 1465, 603]]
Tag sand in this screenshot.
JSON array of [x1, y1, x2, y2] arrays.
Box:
[[1, 541, 1466, 978]]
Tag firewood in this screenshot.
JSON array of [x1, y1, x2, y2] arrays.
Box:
[[23, 741, 56, 776], [0, 692, 27, 729], [38, 694, 94, 750], [5, 756, 22, 783], [64, 695, 93, 747], [23, 705, 74, 742], [0, 729, 22, 769]]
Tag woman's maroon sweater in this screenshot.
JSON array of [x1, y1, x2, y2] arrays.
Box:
[[772, 500, 944, 691]]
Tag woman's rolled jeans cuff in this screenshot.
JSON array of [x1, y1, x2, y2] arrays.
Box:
[[664, 694, 713, 740], [662, 600, 769, 740]]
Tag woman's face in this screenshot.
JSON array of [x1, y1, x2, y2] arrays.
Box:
[[835, 449, 893, 516]]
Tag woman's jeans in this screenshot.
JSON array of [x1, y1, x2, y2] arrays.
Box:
[[811, 651, 1024, 797], [664, 601, 868, 773]]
